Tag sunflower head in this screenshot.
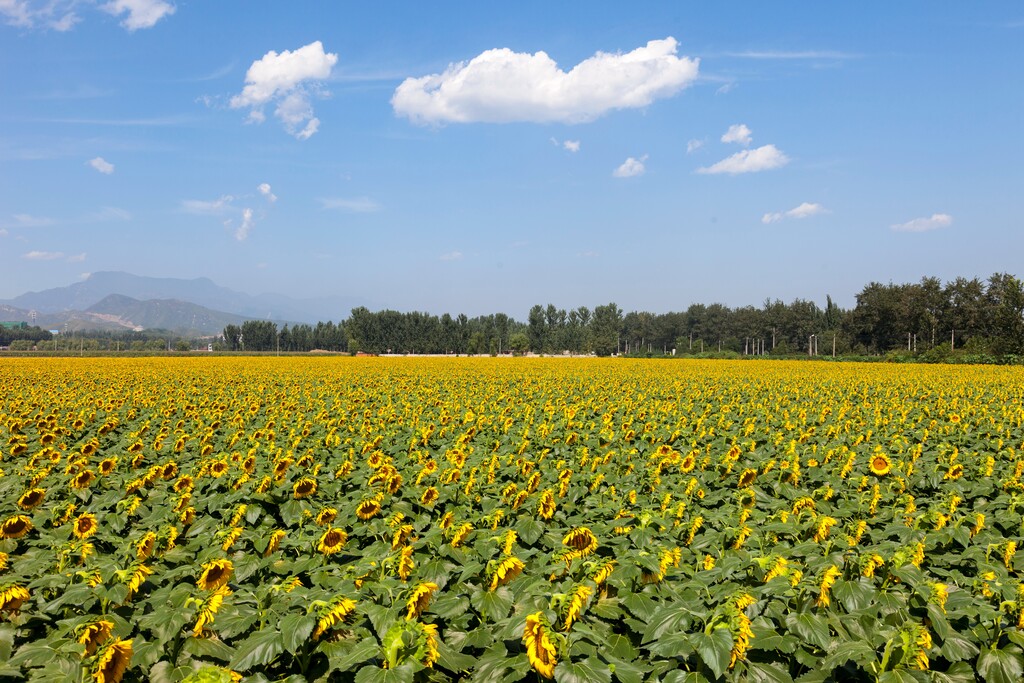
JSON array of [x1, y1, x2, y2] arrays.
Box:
[[355, 499, 382, 521], [17, 488, 45, 511], [197, 559, 234, 591], [0, 514, 33, 539], [869, 453, 892, 477], [92, 638, 133, 683], [738, 468, 757, 488], [317, 528, 348, 555], [77, 619, 114, 656], [73, 513, 98, 540], [293, 478, 317, 499]]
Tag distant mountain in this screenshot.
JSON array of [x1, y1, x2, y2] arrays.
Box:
[[1, 294, 273, 335], [1, 271, 362, 323]]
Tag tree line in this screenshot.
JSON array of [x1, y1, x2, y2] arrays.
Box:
[[221, 272, 1024, 359]]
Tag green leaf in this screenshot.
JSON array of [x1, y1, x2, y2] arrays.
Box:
[[977, 647, 1024, 683], [182, 636, 235, 663], [932, 662, 979, 683], [0, 624, 14, 662], [516, 518, 544, 545], [940, 632, 980, 663], [321, 637, 379, 673], [602, 654, 647, 683], [436, 639, 477, 674], [743, 661, 796, 683], [228, 628, 284, 672], [354, 662, 418, 683], [819, 640, 876, 672], [876, 670, 927, 683], [641, 603, 696, 644], [785, 612, 831, 650], [661, 671, 710, 683], [691, 628, 733, 680], [470, 587, 513, 621], [554, 657, 612, 683], [279, 613, 316, 654]]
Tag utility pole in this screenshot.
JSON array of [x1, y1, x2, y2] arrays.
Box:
[[951, 329, 955, 352], [832, 334, 836, 358]]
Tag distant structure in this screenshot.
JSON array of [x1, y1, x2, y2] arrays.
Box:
[[0, 321, 28, 330]]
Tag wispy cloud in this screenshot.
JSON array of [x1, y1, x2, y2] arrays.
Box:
[[686, 139, 704, 154], [724, 50, 859, 60], [67, 252, 87, 263], [721, 123, 752, 146], [38, 115, 194, 126], [613, 155, 648, 178], [88, 156, 115, 174], [181, 195, 235, 215], [439, 250, 463, 261], [1, 0, 174, 31], [3, 213, 55, 229], [697, 144, 789, 175], [891, 213, 952, 233], [762, 202, 828, 224], [258, 183, 277, 202], [101, 0, 175, 31], [22, 250, 64, 261], [320, 197, 380, 213]]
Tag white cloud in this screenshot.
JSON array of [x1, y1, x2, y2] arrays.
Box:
[[101, 0, 174, 31], [563, 140, 580, 153], [0, 228, 8, 237], [5, 213, 55, 228], [181, 195, 235, 215], [230, 41, 338, 140], [66, 252, 86, 262], [721, 123, 752, 145], [686, 138, 704, 154], [87, 206, 131, 222], [88, 156, 114, 174], [439, 251, 463, 261], [22, 250, 64, 260], [891, 213, 953, 233], [578, 250, 599, 258], [762, 202, 828, 224], [0, 1, 77, 30], [258, 183, 277, 202], [235, 208, 254, 241], [725, 50, 857, 60], [613, 155, 647, 178], [715, 82, 736, 95], [393, 37, 699, 124], [697, 144, 789, 175], [320, 197, 380, 213]]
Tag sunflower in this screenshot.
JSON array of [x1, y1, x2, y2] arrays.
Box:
[[398, 545, 415, 580], [197, 559, 234, 591], [77, 619, 114, 656], [313, 596, 357, 639], [944, 463, 964, 481], [192, 586, 230, 636], [210, 460, 229, 477], [161, 462, 178, 479], [317, 528, 348, 555], [523, 612, 558, 679], [264, 529, 286, 556], [817, 565, 841, 608], [99, 458, 117, 475], [738, 468, 757, 488], [421, 622, 439, 668], [304, 506, 334, 527], [173, 475, 193, 493], [869, 453, 891, 477], [0, 514, 33, 539], [562, 585, 592, 631], [562, 527, 598, 556], [679, 453, 697, 473], [419, 487, 439, 506], [73, 513, 99, 540], [591, 560, 616, 586], [405, 582, 438, 620], [71, 470, 96, 489], [92, 638, 133, 683], [450, 523, 473, 548], [489, 556, 525, 591], [0, 583, 29, 612], [136, 532, 156, 561], [17, 488, 45, 511], [356, 499, 381, 521], [293, 478, 317, 499], [537, 490, 556, 520]]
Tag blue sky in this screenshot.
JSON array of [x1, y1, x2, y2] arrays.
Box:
[[1, 2, 1022, 318]]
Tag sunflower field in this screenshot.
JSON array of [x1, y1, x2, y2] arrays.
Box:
[[1, 357, 1024, 683]]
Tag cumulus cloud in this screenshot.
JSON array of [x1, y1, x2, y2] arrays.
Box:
[[721, 123, 752, 145], [686, 138, 704, 154], [320, 197, 380, 213], [181, 195, 235, 215], [891, 213, 953, 233], [230, 41, 338, 139], [439, 250, 463, 261], [88, 156, 114, 174], [762, 202, 828, 224], [613, 155, 647, 178], [101, 0, 174, 30], [0, 1, 79, 30], [258, 183, 277, 202], [697, 144, 789, 175], [563, 140, 580, 153], [235, 208, 254, 241], [22, 250, 64, 260], [67, 252, 86, 262], [392, 37, 699, 124]]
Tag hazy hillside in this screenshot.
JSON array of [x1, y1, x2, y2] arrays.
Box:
[[0, 271, 362, 324]]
